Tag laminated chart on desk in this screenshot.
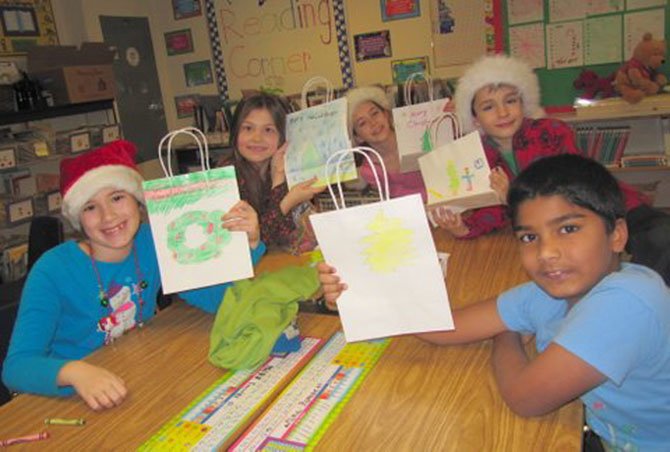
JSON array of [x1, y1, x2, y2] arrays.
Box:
[[139, 337, 323, 451], [230, 331, 390, 451]]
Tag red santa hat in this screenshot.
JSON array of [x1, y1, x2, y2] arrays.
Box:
[[60, 140, 144, 230]]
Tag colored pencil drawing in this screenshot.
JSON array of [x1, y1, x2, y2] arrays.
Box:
[[142, 163, 253, 294], [285, 97, 354, 187], [419, 132, 500, 210], [360, 209, 416, 273], [143, 167, 237, 216], [167, 210, 232, 264]]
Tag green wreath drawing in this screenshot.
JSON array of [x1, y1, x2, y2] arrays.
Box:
[[167, 210, 231, 264]]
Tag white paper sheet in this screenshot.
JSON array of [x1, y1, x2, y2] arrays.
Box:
[[310, 194, 454, 342]]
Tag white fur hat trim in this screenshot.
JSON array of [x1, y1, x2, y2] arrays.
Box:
[[346, 86, 392, 140], [454, 55, 544, 133]]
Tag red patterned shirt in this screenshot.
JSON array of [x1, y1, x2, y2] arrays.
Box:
[[461, 118, 647, 239]]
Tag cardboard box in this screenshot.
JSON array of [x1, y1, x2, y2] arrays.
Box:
[[27, 43, 116, 105]]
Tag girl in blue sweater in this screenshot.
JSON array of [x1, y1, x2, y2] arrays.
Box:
[[1, 140, 264, 410]]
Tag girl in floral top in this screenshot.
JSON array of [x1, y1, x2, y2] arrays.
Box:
[[219, 93, 323, 253]]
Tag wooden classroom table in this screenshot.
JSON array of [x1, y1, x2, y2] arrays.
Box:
[[0, 229, 582, 451]]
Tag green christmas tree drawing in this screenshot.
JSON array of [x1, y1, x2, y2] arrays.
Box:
[[360, 210, 416, 273], [447, 160, 460, 195], [421, 128, 433, 153]]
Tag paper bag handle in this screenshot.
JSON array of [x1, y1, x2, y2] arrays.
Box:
[[403, 72, 434, 105], [157, 127, 210, 178], [300, 76, 334, 109], [324, 146, 389, 210], [429, 112, 462, 147]]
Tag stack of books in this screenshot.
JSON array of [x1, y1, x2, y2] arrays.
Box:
[[620, 154, 668, 168], [575, 126, 631, 167]]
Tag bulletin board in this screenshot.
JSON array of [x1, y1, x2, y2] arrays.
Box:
[[0, 0, 58, 55], [503, 0, 670, 107], [210, 0, 348, 98]]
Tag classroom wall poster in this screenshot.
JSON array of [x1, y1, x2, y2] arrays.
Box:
[[212, 0, 342, 97], [626, 0, 666, 10], [391, 56, 428, 84], [509, 22, 546, 68], [431, 0, 487, 67], [547, 21, 584, 69], [506, 0, 543, 25], [381, 0, 421, 21], [165, 29, 194, 56], [587, 0, 623, 15], [173, 0, 202, 20], [175, 94, 199, 119], [184, 60, 213, 86], [624, 8, 665, 59], [0, 0, 58, 55], [354, 30, 392, 61], [584, 15, 622, 65], [548, 0, 585, 22]]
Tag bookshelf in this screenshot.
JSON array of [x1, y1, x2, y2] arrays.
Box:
[[551, 95, 670, 208], [0, 100, 118, 283]]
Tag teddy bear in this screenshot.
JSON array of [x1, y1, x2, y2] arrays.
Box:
[[573, 69, 616, 99], [614, 32, 667, 104]]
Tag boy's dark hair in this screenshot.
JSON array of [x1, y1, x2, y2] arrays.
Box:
[[507, 154, 625, 232], [221, 92, 291, 214]]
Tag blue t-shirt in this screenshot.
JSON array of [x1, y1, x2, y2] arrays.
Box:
[[2, 223, 265, 397], [498, 263, 670, 451]]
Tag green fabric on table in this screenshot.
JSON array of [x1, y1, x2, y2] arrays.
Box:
[[209, 265, 320, 370]]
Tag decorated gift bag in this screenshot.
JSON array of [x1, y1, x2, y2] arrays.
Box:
[[142, 127, 253, 294], [418, 131, 501, 212], [309, 147, 454, 342], [285, 76, 356, 188], [392, 72, 459, 172]]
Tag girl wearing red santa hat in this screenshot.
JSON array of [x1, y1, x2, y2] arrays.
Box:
[[2, 140, 265, 411]]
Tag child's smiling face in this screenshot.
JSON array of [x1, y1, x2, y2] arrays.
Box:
[[352, 101, 394, 146], [472, 84, 524, 150], [236, 108, 282, 167], [80, 187, 142, 262], [513, 194, 627, 307]]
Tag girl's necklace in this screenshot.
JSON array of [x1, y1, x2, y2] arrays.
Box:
[[88, 242, 148, 327]]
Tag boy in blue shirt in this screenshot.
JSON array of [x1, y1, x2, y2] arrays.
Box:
[[319, 154, 670, 450]]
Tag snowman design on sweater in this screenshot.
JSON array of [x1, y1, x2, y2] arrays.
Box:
[[97, 283, 137, 344]]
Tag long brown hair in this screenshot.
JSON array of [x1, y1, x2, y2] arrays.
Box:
[[220, 93, 290, 214]]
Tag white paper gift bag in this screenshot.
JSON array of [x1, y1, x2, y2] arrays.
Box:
[[309, 147, 454, 342], [392, 72, 459, 172], [142, 127, 253, 294], [418, 131, 501, 212], [285, 76, 355, 189]]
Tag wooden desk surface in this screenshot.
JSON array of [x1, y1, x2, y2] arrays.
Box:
[[0, 229, 582, 451], [316, 229, 582, 451]]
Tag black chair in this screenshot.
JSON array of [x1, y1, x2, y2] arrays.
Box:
[[27, 216, 64, 271], [0, 216, 64, 406]]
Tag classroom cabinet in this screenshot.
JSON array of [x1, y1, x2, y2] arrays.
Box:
[[0, 99, 119, 283]]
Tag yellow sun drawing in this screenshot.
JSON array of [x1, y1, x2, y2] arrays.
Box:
[[360, 210, 416, 273]]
